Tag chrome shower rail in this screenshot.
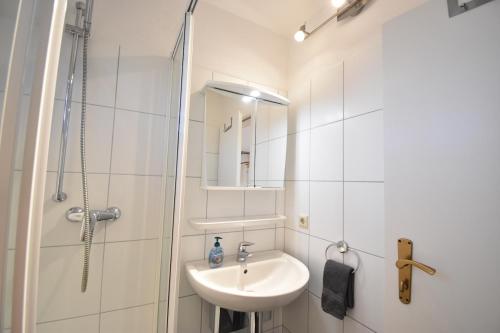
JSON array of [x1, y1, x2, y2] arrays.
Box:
[[53, 2, 85, 202]]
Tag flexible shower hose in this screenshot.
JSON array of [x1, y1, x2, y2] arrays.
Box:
[[80, 30, 93, 293]]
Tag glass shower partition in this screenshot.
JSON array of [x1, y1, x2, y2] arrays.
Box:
[[0, 1, 195, 332], [0, 0, 67, 331], [156, 11, 194, 333]]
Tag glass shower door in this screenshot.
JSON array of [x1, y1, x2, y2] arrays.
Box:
[[157, 11, 194, 333], [0, 0, 66, 331], [0, 2, 22, 330]]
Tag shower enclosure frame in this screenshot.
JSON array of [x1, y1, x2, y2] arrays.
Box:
[[0, 0, 196, 331], [0, 0, 67, 331], [164, 8, 195, 333]]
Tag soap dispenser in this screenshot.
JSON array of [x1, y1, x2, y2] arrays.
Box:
[[208, 236, 224, 268]]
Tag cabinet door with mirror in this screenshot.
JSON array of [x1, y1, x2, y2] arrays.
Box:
[[202, 81, 289, 189]]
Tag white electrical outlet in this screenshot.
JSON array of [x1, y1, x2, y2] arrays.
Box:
[[299, 215, 309, 229]]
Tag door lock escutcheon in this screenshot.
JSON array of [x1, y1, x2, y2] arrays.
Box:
[[396, 238, 436, 304]]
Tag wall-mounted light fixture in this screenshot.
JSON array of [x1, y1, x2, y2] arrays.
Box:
[[331, 0, 347, 8], [294, 0, 370, 43], [294, 25, 310, 42], [447, 0, 495, 17]]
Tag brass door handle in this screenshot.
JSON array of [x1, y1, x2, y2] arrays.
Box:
[[396, 238, 437, 304], [395, 259, 436, 275]]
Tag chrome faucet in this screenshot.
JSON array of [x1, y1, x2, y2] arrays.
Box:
[[237, 241, 254, 263]]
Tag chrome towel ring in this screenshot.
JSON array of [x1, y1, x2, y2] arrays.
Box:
[[324, 240, 360, 274]]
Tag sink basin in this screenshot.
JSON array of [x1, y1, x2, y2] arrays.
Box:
[[185, 250, 309, 312]]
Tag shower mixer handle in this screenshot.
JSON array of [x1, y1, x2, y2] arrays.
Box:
[[66, 207, 121, 223]]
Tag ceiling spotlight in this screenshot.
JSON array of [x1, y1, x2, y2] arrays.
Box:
[[250, 90, 261, 98], [331, 0, 347, 8], [294, 24, 309, 43], [242, 96, 253, 103]]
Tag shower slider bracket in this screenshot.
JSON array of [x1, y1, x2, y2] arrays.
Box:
[[66, 206, 121, 223], [65, 23, 85, 37]]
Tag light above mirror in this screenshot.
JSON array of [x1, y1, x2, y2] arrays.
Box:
[[250, 90, 261, 97], [331, 0, 347, 8], [242, 96, 254, 103]]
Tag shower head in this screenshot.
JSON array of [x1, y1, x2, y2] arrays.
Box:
[[76, 1, 85, 10], [84, 0, 94, 33]]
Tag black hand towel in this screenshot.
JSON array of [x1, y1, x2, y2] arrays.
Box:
[[321, 259, 355, 320]]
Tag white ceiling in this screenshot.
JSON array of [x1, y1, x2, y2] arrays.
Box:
[[91, 0, 191, 55], [200, 0, 333, 38]]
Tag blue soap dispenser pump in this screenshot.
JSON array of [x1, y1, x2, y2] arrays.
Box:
[[209, 236, 224, 268]]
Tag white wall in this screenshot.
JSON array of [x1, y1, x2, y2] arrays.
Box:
[[9, 0, 174, 332], [282, 1, 426, 333], [177, 3, 289, 332], [192, 1, 289, 92]]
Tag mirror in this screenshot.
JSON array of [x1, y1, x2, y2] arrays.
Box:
[[202, 82, 288, 189]]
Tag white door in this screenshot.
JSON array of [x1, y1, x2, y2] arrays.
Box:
[[384, 1, 500, 332]]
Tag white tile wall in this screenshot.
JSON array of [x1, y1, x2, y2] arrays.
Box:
[[308, 293, 343, 333], [344, 182, 385, 257], [186, 120, 204, 177], [309, 181, 343, 242], [344, 111, 384, 182], [287, 80, 310, 134], [283, 290, 308, 333], [207, 190, 244, 218], [37, 245, 104, 322], [3, 251, 14, 329], [245, 190, 276, 216], [190, 65, 212, 121], [181, 177, 208, 236], [284, 228, 308, 265], [110, 109, 165, 175], [245, 228, 276, 252], [159, 237, 172, 302], [37, 315, 100, 333], [311, 64, 343, 128], [344, 40, 383, 119], [179, 235, 206, 297], [63, 103, 115, 173], [116, 51, 170, 115], [178, 64, 287, 331], [285, 131, 310, 181], [106, 174, 162, 242], [55, 40, 119, 107], [178, 295, 202, 333], [285, 181, 309, 231], [283, 34, 385, 333], [345, 250, 384, 333], [47, 102, 115, 173], [39, 28, 170, 332], [344, 317, 375, 333], [100, 304, 155, 333], [275, 227, 285, 250], [7, 173, 21, 250], [101, 240, 158, 311], [310, 122, 343, 181], [14, 97, 33, 170]]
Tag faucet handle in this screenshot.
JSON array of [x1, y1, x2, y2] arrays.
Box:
[[238, 241, 254, 251]]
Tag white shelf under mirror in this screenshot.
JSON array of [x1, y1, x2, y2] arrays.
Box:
[[190, 215, 286, 231], [201, 186, 284, 191]]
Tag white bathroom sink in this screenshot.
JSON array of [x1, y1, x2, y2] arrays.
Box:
[[185, 250, 309, 312]]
